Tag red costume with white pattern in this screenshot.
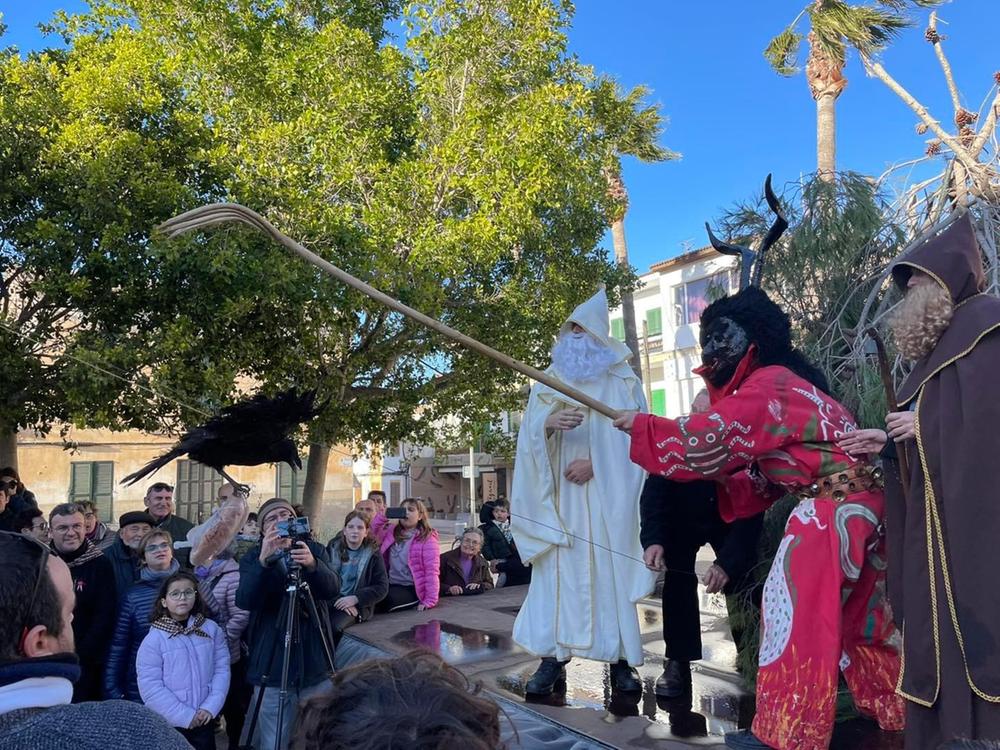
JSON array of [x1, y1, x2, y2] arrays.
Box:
[[629, 354, 904, 750]]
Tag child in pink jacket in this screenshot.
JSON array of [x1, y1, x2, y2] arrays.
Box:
[[372, 498, 441, 612], [137, 571, 230, 750]]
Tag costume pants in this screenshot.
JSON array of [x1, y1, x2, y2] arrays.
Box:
[[659, 482, 762, 662], [752, 493, 904, 750]]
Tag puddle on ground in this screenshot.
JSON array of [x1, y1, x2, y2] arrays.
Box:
[[496, 655, 903, 748], [391, 621, 526, 665]]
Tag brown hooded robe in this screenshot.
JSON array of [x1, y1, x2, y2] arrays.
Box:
[[885, 213, 1000, 748]]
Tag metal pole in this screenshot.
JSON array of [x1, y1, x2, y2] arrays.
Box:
[[641, 319, 653, 409], [468, 444, 476, 521]]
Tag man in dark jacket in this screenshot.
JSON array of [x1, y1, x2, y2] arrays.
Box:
[[0, 467, 38, 515], [105, 511, 155, 601], [48, 503, 117, 702], [640, 475, 763, 700], [237, 497, 339, 750], [0, 530, 191, 750], [143, 482, 193, 566]]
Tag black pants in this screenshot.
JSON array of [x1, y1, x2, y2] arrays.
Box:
[[650, 479, 762, 662], [221, 657, 250, 750], [375, 584, 420, 613], [498, 556, 532, 586], [179, 724, 215, 750]]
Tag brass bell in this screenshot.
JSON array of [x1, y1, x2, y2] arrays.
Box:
[[833, 489, 846, 501], [871, 467, 883, 481], [838, 473, 849, 482], [823, 479, 832, 489], [809, 483, 821, 496]]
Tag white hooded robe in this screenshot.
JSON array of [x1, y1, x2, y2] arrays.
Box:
[[511, 288, 655, 665]]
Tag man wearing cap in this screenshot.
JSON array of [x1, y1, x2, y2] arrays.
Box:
[[105, 510, 156, 601], [236, 497, 339, 750]]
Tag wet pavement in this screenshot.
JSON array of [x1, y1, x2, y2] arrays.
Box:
[[347, 583, 906, 749]]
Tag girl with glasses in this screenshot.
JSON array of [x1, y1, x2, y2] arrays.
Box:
[[137, 571, 230, 750], [104, 530, 180, 702]]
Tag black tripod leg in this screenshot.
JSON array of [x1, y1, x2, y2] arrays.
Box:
[[273, 577, 300, 750], [242, 593, 289, 750], [299, 582, 336, 674]]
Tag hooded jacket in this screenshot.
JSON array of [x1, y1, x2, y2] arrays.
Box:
[[884, 212, 1000, 706]]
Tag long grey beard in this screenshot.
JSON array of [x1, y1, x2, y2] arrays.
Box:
[[550, 333, 618, 384], [889, 282, 954, 361]]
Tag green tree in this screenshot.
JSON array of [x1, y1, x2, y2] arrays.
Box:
[[591, 78, 678, 376], [51, 0, 658, 519], [765, 0, 941, 181], [0, 31, 260, 468]]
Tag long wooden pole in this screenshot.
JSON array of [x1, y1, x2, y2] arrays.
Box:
[[157, 203, 621, 419], [866, 328, 909, 502]]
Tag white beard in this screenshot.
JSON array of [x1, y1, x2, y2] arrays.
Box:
[[550, 332, 619, 384]]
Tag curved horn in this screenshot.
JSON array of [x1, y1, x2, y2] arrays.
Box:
[[705, 222, 755, 290], [751, 173, 790, 286]]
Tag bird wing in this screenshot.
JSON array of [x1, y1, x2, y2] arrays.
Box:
[[120, 443, 190, 486]]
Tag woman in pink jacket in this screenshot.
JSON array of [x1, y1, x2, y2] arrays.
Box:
[[137, 571, 230, 750], [372, 498, 441, 612]]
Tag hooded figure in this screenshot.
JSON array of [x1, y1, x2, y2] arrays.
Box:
[[884, 213, 1000, 749], [511, 287, 655, 696], [615, 285, 904, 750]]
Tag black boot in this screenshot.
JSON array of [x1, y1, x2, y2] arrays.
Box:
[[525, 658, 568, 696], [654, 659, 691, 698], [609, 660, 642, 693]]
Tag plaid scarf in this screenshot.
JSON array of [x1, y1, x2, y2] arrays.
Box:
[[59, 539, 105, 569], [493, 519, 513, 543], [150, 614, 211, 639]]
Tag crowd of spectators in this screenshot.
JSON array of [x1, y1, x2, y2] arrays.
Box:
[[0, 478, 528, 750]]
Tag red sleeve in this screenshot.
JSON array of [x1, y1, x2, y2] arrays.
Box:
[[629, 373, 789, 481], [716, 470, 783, 522]]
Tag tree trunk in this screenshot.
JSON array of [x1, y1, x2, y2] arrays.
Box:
[[815, 91, 837, 182], [301, 443, 330, 521], [0, 428, 17, 471], [610, 216, 642, 379], [806, 33, 846, 182]]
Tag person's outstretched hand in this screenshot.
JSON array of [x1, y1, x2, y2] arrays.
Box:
[[838, 428, 888, 457], [643, 544, 665, 572], [702, 564, 729, 594], [613, 411, 637, 433]]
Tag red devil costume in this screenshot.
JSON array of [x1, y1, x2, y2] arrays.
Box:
[[620, 183, 905, 750]]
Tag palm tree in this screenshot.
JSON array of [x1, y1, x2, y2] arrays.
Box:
[[593, 80, 679, 377], [766, 0, 942, 181]]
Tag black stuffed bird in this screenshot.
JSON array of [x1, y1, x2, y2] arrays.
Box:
[[121, 389, 320, 492]]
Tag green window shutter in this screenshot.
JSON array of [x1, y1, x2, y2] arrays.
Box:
[[651, 389, 667, 417], [70, 463, 93, 503], [645, 308, 663, 336], [610, 318, 625, 341], [94, 462, 114, 522], [277, 458, 309, 504]]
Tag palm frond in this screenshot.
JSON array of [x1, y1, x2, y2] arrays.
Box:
[[813, 2, 912, 58], [764, 26, 803, 76]]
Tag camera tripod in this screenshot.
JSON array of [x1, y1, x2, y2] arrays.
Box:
[[242, 552, 336, 750]]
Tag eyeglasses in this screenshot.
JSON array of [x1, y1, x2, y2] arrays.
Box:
[[0, 530, 51, 647], [145, 542, 171, 553], [167, 589, 197, 600], [1, 481, 17, 491]]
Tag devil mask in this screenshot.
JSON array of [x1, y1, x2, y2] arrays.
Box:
[[699, 315, 751, 388]]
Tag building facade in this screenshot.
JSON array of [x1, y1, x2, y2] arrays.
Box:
[[611, 247, 737, 418]]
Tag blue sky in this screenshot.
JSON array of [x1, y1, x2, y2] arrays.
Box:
[[4, 1, 998, 271]]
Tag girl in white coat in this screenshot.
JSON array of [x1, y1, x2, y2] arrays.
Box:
[[137, 571, 230, 750]]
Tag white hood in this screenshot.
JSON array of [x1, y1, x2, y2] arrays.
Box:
[[560, 286, 633, 365]]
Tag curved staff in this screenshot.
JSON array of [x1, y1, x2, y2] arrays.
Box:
[[157, 203, 619, 419]]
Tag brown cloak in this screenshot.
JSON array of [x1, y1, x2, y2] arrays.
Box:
[[885, 213, 1000, 746]]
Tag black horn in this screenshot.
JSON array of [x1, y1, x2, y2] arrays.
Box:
[[705, 222, 755, 290], [750, 174, 789, 287]]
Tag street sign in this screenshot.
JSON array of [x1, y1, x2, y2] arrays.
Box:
[[462, 466, 482, 478]]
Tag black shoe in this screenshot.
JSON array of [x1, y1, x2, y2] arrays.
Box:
[[609, 660, 642, 693], [654, 659, 691, 699], [525, 658, 568, 696], [724, 730, 774, 749]]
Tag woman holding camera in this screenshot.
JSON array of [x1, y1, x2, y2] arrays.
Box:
[[372, 498, 440, 613], [326, 511, 389, 644]]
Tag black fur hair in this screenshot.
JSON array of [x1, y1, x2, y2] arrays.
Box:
[[700, 287, 831, 394]]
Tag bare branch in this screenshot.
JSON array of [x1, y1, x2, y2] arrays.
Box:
[[970, 89, 1000, 159], [863, 56, 982, 176], [928, 12, 962, 115]]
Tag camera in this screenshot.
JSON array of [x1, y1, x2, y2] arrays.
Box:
[[275, 516, 311, 541], [385, 506, 407, 520]]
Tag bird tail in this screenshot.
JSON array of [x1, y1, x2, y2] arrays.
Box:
[[120, 447, 186, 486]]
